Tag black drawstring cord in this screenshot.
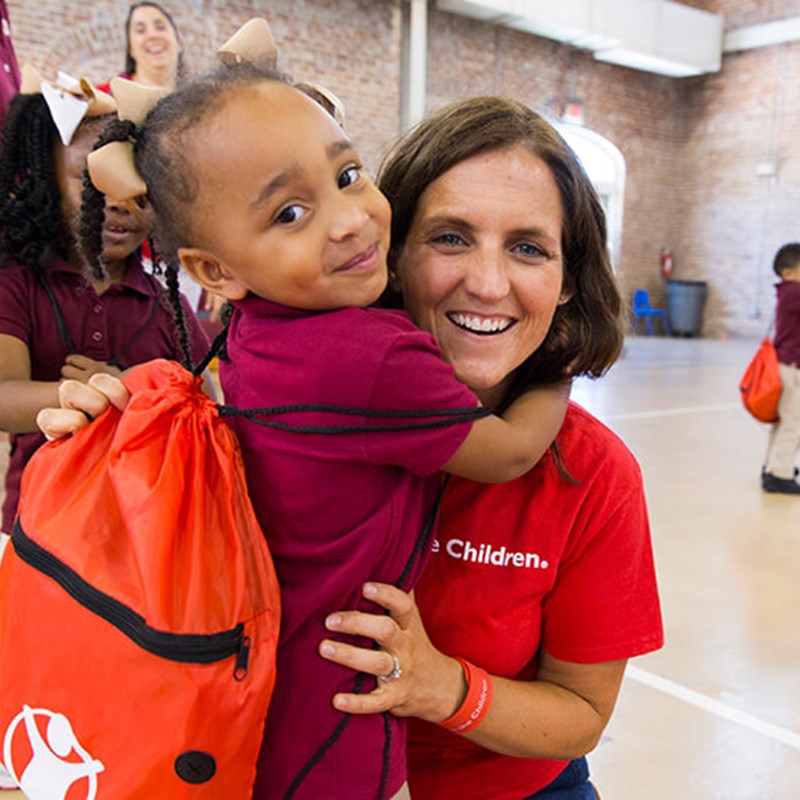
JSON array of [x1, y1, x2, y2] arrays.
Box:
[[217, 404, 490, 434], [377, 475, 449, 799], [284, 478, 450, 800], [194, 321, 473, 798], [192, 321, 230, 377], [378, 712, 392, 800], [283, 673, 367, 800]]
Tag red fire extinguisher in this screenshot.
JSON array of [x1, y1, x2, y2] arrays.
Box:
[[660, 247, 673, 279]]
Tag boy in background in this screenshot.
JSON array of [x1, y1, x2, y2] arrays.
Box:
[[763, 243, 800, 494]]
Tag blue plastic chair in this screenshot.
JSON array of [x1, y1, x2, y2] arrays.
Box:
[[632, 289, 671, 336]]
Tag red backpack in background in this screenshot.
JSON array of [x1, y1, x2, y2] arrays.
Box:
[[0, 359, 281, 799], [739, 337, 782, 423]]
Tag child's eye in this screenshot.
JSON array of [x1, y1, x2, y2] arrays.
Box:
[[275, 204, 307, 225], [338, 166, 361, 189]]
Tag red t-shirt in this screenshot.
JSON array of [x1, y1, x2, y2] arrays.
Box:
[[221, 296, 479, 799], [94, 74, 130, 96], [407, 402, 664, 800]]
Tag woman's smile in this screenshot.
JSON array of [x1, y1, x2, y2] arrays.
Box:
[[446, 311, 516, 335], [395, 145, 565, 398]]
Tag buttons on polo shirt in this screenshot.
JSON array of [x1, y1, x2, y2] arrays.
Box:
[[93, 304, 103, 314], [92, 331, 103, 342]]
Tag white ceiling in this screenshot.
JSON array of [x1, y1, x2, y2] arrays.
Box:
[[435, 0, 725, 77]]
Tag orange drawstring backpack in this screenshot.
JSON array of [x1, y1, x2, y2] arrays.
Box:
[[0, 358, 281, 799], [739, 337, 782, 423]]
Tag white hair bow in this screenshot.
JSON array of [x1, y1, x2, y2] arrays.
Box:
[[19, 64, 116, 146]]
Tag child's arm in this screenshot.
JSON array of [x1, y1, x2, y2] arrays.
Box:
[[0, 337, 125, 433], [0, 334, 63, 433], [60, 354, 123, 383], [442, 380, 571, 483]]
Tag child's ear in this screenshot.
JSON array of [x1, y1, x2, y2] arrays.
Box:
[[178, 247, 248, 301]]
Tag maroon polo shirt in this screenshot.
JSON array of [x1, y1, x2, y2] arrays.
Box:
[[0, 257, 209, 530], [221, 295, 478, 799], [774, 280, 800, 367]]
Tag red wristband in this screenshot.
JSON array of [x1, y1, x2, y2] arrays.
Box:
[[437, 657, 493, 734]]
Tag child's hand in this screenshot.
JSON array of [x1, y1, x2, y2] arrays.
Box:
[[37, 373, 130, 439], [61, 354, 123, 383]]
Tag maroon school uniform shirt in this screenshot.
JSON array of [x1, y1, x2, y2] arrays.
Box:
[[0, 257, 209, 531], [773, 280, 800, 367], [220, 295, 478, 799]]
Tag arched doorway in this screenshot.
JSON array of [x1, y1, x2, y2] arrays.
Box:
[[556, 124, 626, 268]]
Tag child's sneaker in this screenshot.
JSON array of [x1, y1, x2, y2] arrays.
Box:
[[762, 471, 800, 494]]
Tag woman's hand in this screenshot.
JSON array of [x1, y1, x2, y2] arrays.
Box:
[[36, 373, 130, 439], [322, 583, 629, 760], [319, 582, 466, 723]]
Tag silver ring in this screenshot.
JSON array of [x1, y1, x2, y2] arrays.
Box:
[[378, 653, 402, 683]]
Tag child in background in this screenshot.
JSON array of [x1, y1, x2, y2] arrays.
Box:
[[763, 243, 800, 494], [80, 31, 569, 800], [0, 70, 209, 546]]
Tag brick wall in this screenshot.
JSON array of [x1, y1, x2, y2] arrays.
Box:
[[6, 0, 799, 338], [5, 0, 401, 171]]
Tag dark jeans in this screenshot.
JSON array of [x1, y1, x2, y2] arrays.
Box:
[[522, 758, 598, 800]]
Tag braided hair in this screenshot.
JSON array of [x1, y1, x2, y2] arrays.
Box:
[[0, 94, 73, 273], [79, 115, 193, 368], [79, 62, 294, 370]]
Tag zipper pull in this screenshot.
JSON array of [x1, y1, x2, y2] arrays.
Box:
[[234, 635, 251, 681]]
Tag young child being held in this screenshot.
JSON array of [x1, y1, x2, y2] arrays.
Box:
[[80, 30, 569, 800], [762, 242, 800, 494], [0, 69, 209, 545]]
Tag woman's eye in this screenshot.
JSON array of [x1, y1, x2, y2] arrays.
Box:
[[338, 166, 361, 189], [514, 242, 546, 258], [432, 233, 466, 247], [275, 204, 306, 225]]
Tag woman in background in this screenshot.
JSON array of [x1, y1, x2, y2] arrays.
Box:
[[97, 2, 183, 94]]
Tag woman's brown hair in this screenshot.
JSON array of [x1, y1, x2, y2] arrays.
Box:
[[379, 96, 625, 405]]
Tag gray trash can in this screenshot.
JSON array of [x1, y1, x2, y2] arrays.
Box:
[[666, 279, 708, 337]]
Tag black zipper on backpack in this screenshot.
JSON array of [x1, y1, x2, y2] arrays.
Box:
[[11, 519, 249, 674]]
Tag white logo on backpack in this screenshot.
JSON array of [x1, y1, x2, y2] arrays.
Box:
[[3, 705, 104, 799]]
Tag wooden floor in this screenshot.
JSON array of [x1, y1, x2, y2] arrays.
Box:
[[2, 336, 799, 797], [575, 336, 800, 798]]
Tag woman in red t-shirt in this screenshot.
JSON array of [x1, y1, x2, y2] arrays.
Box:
[[317, 97, 664, 800]]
